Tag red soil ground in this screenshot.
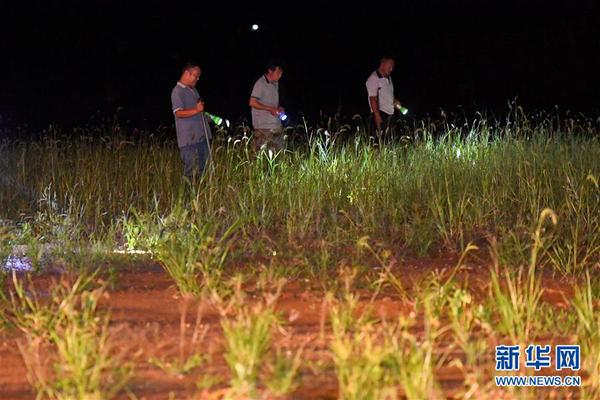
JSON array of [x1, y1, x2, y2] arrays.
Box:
[[0, 254, 580, 399]]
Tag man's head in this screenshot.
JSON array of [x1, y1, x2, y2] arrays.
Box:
[[265, 60, 284, 82], [180, 62, 201, 87], [378, 56, 395, 77]]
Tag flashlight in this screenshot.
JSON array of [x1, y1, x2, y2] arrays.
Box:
[[278, 112, 288, 121], [395, 104, 408, 115], [205, 112, 224, 126]]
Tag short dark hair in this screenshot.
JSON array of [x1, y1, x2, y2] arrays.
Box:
[[266, 59, 285, 72], [380, 55, 394, 63], [181, 61, 201, 74]]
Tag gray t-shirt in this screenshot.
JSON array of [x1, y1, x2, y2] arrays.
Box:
[[171, 82, 212, 148], [250, 75, 281, 130]]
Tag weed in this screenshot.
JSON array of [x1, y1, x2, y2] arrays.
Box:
[[571, 272, 600, 399], [154, 218, 236, 296], [5, 271, 98, 339], [264, 347, 303, 397], [387, 328, 441, 400], [149, 354, 204, 376], [16, 277, 133, 399], [220, 277, 284, 398], [329, 293, 396, 400]]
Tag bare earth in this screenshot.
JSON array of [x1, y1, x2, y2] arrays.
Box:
[[0, 253, 579, 399]]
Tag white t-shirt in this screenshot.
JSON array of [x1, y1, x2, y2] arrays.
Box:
[[366, 70, 394, 115]]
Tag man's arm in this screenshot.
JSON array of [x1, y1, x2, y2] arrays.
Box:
[[369, 96, 383, 129], [174, 101, 204, 118], [249, 97, 279, 116], [366, 75, 383, 129]]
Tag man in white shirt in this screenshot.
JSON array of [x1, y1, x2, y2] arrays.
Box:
[[365, 56, 403, 134]]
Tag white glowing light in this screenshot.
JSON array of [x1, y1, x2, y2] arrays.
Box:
[[113, 249, 152, 255], [251, 24, 259, 31], [3, 256, 33, 272]]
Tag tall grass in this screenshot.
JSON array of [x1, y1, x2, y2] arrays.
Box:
[[489, 209, 557, 345], [1, 112, 598, 398], [549, 175, 600, 275], [1, 114, 598, 276]]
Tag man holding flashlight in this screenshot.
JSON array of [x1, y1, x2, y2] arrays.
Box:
[[249, 60, 286, 151], [366, 56, 403, 136], [171, 62, 212, 178]]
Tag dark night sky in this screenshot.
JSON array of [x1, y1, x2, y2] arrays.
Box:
[[1, 0, 599, 129]]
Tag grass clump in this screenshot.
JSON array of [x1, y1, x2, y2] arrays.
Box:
[[4, 271, 97, 339], [153, 209, 236, 296], [264, 347, 303, 397], [219, 277, 285, 398], [328, 278, 443, 400], [571, 272, 600, 399], [329, 295, 397, 400], [13, 272, 133, 399]]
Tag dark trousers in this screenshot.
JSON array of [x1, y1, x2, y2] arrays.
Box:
[[179, 140, 210, 179], [370, 111, 395, 137], [253, 128, 284, 151]]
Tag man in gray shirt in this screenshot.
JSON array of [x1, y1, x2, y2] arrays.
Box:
[[171, 62, 212, 178], [249, 61, 285, 151]]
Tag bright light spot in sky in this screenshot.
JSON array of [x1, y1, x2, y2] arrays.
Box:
[[251, 24, 259, 31]]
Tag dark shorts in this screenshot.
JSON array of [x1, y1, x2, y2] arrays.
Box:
[[179, 140, 210, 178]]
